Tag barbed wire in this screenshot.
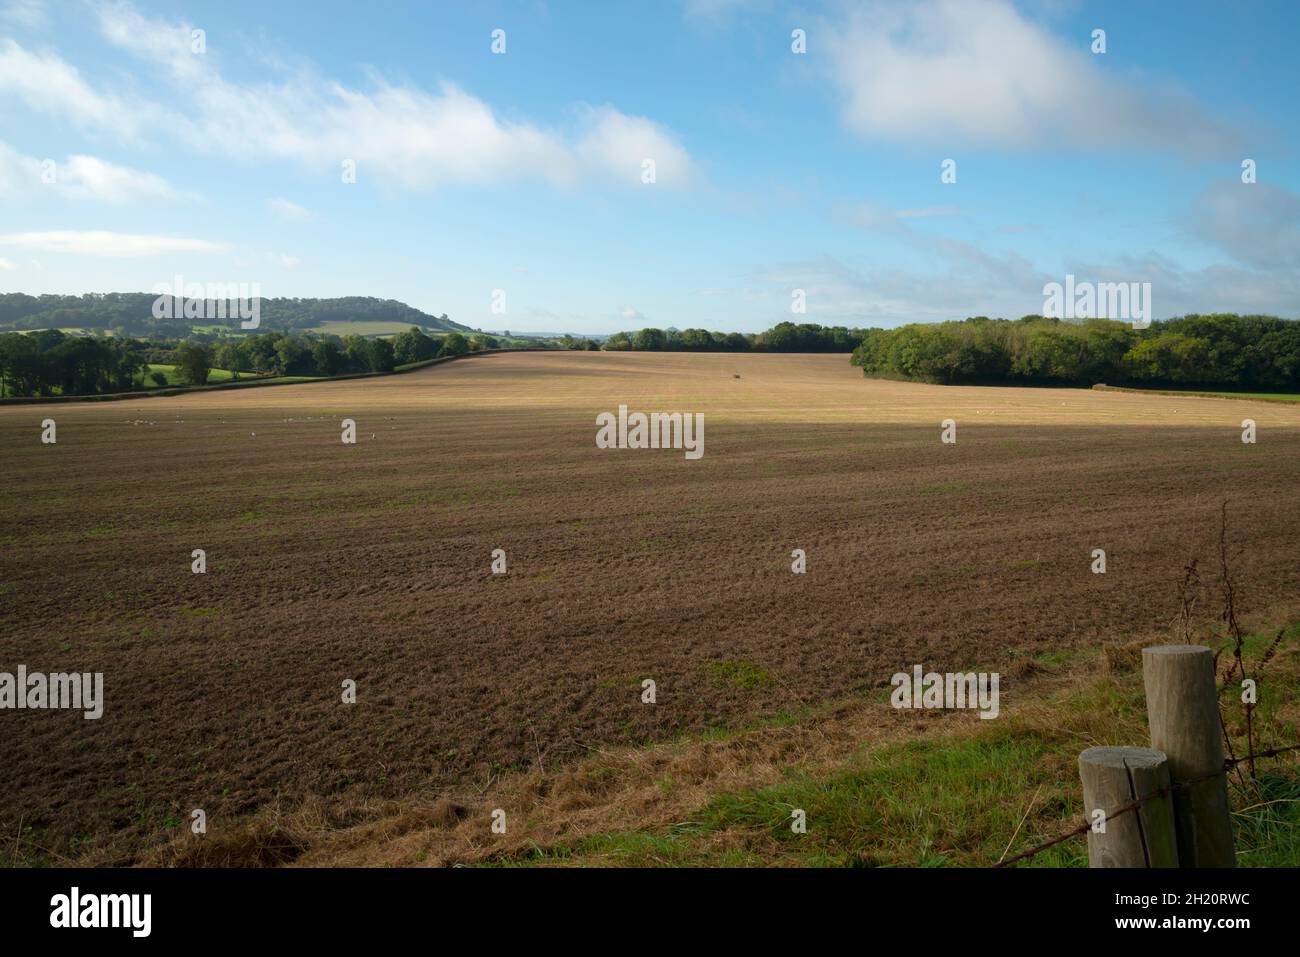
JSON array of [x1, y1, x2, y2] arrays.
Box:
[[994, 740, 1300, 868]]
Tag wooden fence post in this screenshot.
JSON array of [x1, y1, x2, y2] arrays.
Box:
[[1079, 746, 1179, 867], [1142, 645, 1236, 867]]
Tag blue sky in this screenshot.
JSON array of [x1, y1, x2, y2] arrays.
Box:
[[0, 0, 1296, 333]]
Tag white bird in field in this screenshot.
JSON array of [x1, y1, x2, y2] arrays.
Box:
[[251, 432, 256, 437]]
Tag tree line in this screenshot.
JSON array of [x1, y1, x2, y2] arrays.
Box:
[[203, 328, 484, 380], [600, 322, 866, 352], [0, 327, 490, 397], [0, 331, 145, 397], [10, 314, 1298, 398], [850, 314, 1300, 390]]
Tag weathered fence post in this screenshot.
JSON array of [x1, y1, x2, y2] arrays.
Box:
[[1142, 645, 1236, 867], [1079, 746, 1179, 867]]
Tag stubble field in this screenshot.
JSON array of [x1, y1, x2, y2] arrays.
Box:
[[2, 351, 1299, 864]]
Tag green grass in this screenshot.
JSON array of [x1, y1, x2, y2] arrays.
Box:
[[145, 364, 240, 386], [15, 327, 101, 336], [497, 623, 1300, 868], [515, 730, 1081, 868], [1205, 391, 1300, 402], [305, 320, 449, 337], [1108, 385, 1300, 403], [703, 659, 774, 690], [1234, 773, 1300, 866]]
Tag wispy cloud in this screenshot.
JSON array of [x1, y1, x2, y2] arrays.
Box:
[[0, 142, 183, 203], [0, 230, 227, 257], [1, 0, 48, 29], [265, 198, 312, 222], [1182, 180, 1300, 269], [749, 239, 1300, 327], [0, 38, 146, 140]]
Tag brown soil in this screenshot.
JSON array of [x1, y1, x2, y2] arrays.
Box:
[[2, 352, 1297, 863]]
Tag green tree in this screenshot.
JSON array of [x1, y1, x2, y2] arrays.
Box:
[[274, 337, 314, 375], [312, 339, 344, 376], [247, 334, 282, 373], [172, 341, 214, 385], [393, 326, 438, 364], [438, 332, 469, 357], [631, 328, 666, 350], [215, 340, 251, 374], [342, 335, 372, 373], [368, 337, 396, 372]]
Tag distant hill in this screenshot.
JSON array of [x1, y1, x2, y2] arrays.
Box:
[[0, 293, 473, 337]]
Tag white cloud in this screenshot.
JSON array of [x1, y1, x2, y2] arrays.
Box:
[[61, 154, 178, 202], [0, 230, 226, 257], [575, 106, 691, 186], [825, 0, 1241, 156], [275, 253, 301, 269], [619, 306, 646, 322], [265, 198, 311, 221], [0, 142, 180, 202], [306, 80, 575, 189], [0, 6, 695, 195], [94, 0, 206, 82], [0, 256, 16, 270], [87, 2, 692, 190], [0, 39, 144, 139]]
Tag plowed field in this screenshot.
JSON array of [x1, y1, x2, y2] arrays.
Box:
[[3, 351, 1298, 862]]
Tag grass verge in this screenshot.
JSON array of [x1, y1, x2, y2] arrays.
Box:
[[513, 625, 1300, 867], [104, 619, 1298, 869]]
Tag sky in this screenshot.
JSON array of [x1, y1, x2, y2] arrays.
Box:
[[0, 0, 1296, 334]]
